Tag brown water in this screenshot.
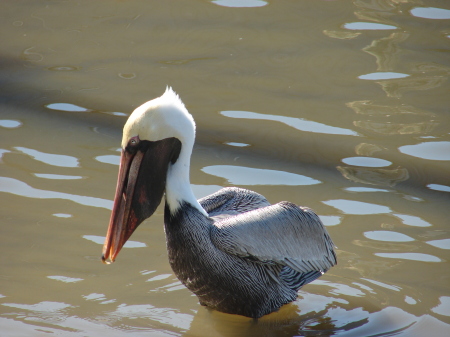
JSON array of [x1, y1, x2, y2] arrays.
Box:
[[1, 0, 449, 336]]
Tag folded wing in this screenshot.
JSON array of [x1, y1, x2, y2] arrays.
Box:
[[211, 201, 337, 273]]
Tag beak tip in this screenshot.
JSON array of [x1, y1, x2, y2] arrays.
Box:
[[101, 254, 114, 265]]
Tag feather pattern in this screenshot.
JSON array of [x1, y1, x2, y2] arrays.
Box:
[[164, 187, 337, 318], [199, 187, 271, 217], [208, 192, 336, 274]]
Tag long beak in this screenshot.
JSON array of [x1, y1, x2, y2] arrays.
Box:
[[101, 138, 181, 264], [102, 149, 143, 264]]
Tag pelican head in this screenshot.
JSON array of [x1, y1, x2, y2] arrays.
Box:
[[102, 87, 203, 263], [121, 87, 195, 151]]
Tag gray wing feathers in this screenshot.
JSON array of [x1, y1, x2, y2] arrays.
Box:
[[211, 201, 336, 273], [199, 187, 271, 217]]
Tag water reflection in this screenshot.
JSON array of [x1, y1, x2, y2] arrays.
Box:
[[431, 297, 450, 317], [83, 293, 109, 301], [45, 102, 127, 116], [393, 213, 432, 227], [359, 72, 409, 80], [47, 276, 83, 283], [347, 100, 434, 116], [83, 235, 146, 248], [2, 301, 72, 312], [355, 143, 383, 156], [362, 32, 409, 72], [399, 141, 450, 161], [46, 103, 91, 112], [96, 154, 120, 165], [410, 7, 450, 20], [221, 110, 359, 136], [376, 75, 447, 98], [342, 2, 450, 100], [0, 119, 22, 128], [341, 156, 391, 167], [187, 293, 359, 337], [347, 97, 440, 134], [322, 199, 391, 215], [343, 22, 397, 30], [345, 187, 390, 193], [15, 147, 79, 167], [211, 0, 267, 8], [353, 120, 438, 135], [118, 72, 136, 79], [47, 65, 80, 71], [225, 142, 250, 147], [404, 296, 416, 305], [0, 177, 112, 209], [314, 280, 365, 297], [53, 213, 72, 218], [337, 166, 409, 186], [0, 149, 11, 161], [34, 173, 83, 180], [352, 0, 399, 26], [427, 183, 450, 192], [110, 304, 193, 330], [319, 215, 341, 227], [374, 252, 441, 263], [202, 165, 321, 186], [323, 30, 361, 40], [353, 239, 418, 253], [360, 277, 401, 292], [426, 239, 450, 250], [363, 231, 415, 242], [146, 274, 172, 282], [150, 280, 185, 293]]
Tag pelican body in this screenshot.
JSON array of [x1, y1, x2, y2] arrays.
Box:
[[102, 88, 337, 318]]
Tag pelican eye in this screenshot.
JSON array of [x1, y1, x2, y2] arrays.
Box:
[[129, 137, 139, 146]]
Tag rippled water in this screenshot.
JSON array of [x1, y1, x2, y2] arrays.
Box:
[[1, 1, 449, 336]]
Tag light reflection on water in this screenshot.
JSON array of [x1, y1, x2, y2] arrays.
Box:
[[410, 7, 450, 20], [323, 199, 392, 215], [15, 147, 80, 167], [0, 119, 22, 128], [34, 173, 84, 180], [46, 103, 91, 112], [341, 156, 392, 168], [221, 110, 359, 136], [399, 141, 450, 161], [96, 154, 120, 165], [374, 252, 441, 263], [2, 301, 73, 312], [0, 177, 112, 209], [47, 276, 84, 283], [212, 0, 267, 8], [393, 213, 432, 227], [202, 165, 321, 186], [344, 22, 397, 30], [345, 187, 390, 192], [426, 239, 450, 250], [358, 72, 409, 80], [53, 213, 73, 218], [83, 235, 146, 248], [427, 184, 450, 192], [364, 231, 415, 242]]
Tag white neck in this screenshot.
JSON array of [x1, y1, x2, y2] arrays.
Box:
[[165, 142, 208, 217]]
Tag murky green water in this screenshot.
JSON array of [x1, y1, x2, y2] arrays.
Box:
[[1, 1, 449, 336]]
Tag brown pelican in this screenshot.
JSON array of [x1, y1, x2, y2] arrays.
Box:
[[102, 88, 337, 318]]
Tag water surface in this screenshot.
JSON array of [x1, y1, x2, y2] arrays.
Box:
[[1, 1, 449, 336]]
